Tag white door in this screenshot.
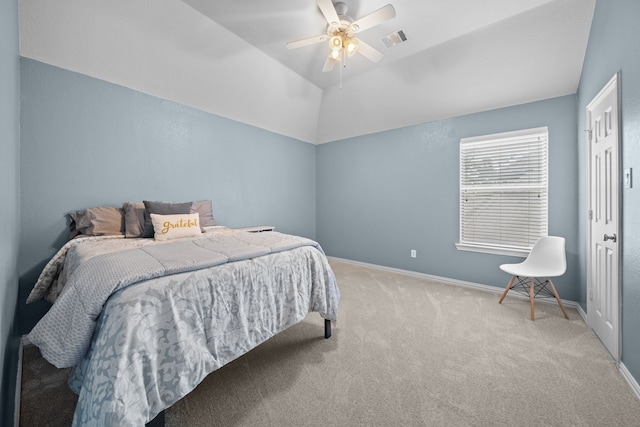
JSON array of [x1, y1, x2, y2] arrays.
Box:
[[586, 73, 620, 362]]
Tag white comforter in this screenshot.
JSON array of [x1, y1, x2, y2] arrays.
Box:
[[27, 229, 339, 426]]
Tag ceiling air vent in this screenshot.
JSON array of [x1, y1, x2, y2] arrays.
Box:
[[381, 29, 408, 49]]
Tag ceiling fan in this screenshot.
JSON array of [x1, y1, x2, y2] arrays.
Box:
[[286, 0, 396, 72]]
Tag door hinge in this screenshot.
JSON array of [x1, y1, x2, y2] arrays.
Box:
[[585, 129, 593, 141], [588, 210, 593, 220], [589, 287, 593, 301]]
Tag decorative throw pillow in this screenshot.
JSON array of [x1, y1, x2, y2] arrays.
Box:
[[143, 200, 193, 237], [190, 200, 218, 228], [150, 213, 202, 241], [69, 206, 124, 238]]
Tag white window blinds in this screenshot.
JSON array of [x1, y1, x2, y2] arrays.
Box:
[[458, 128, 548, 255]]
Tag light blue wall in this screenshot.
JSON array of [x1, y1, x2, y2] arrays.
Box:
[[577, 0, 640, 384], [0, 0, 20, 424], [14, 0, 640, 407], [19, 58, 316, 333], [317, 95, 579, 299]]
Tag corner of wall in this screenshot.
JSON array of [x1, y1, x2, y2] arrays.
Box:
[[1, 0, 21, 424]]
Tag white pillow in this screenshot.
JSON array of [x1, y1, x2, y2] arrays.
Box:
[[150, 213, 202, 241]]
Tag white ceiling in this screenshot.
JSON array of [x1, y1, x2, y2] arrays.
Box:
[[19, 0, 595, 144], [183, 0, 555, 89]]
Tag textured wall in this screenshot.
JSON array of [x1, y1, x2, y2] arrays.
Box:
[[317, 95, 578, 298], [0, 0, 20, 424], [577, 0, 640, 384], [19, 58, 316, 333]]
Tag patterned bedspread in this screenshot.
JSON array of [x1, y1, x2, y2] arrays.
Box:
[[27, 229, 339, 426]]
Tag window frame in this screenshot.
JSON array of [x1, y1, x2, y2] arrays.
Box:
[[455, 127, 549, 258]]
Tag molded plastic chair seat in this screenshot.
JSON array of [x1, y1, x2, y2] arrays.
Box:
[[498, 236, 569, 320]]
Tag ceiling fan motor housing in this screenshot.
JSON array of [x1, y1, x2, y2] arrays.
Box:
[[327, 2, 357, 36]]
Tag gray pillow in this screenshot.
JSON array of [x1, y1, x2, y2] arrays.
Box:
[[122, 202, 146, 238], [190, 200, 218, 227], [142, 201, 193, 237], [69, 206, 124, 239]]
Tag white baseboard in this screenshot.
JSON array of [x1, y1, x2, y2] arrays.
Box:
[[575, 301, 588, 323], [620, 362, 640, 400], [14, 336, 26, 427], [327, 256, 581, 311]]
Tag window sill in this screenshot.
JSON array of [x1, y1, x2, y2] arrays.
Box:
[[455, 243, 529, 258]]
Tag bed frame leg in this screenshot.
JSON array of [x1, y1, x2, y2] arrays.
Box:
[[324, 319, 332, 339]]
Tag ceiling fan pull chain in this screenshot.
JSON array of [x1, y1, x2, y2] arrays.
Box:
[[339, 50, 344, 90]]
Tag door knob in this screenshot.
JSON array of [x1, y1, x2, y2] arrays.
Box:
[[604, 233, 617, 243]]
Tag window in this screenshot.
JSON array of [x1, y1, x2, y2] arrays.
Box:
[[456, 127, 548, 257]]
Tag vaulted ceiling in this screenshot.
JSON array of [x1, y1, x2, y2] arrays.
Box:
[[19, 0, 595, 144]]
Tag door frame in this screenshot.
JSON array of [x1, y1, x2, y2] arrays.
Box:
[[585, 72, 621, 363]]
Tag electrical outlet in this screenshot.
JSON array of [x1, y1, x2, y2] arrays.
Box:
[[410, 249, 417, 258]]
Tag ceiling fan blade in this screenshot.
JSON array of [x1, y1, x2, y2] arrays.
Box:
[[286, 34, 328, 50], [322, 56, 338, 72], [356, 39, 384, 62], [317, 0, 340, 26], [350, 4, 396, 33]]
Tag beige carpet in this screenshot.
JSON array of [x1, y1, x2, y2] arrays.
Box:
[[20, 261, 640, 426]]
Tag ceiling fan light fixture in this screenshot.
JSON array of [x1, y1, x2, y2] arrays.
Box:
[[329, 48, 341, 60], [329, 35, 343, 50], [344, 37, 359, 56]]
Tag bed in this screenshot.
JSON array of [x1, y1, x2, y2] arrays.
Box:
[[26, 201, 340, 426]]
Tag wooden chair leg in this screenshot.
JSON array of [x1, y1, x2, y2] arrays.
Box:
[[547, 279, 570, 319], [499, 276, 516, 304], [530, 279, 535, 321]]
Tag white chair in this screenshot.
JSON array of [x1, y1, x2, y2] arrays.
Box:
[[498, 236, 569, 320]]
